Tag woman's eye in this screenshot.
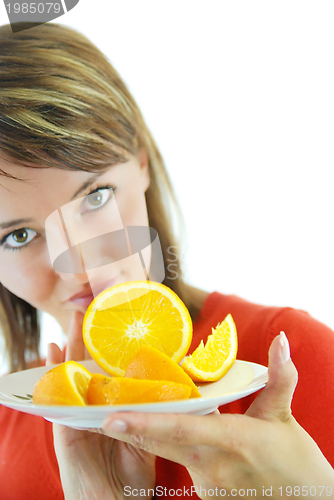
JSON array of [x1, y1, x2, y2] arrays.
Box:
[[82, 187, 113, 212], [5, 229, 37, 249]]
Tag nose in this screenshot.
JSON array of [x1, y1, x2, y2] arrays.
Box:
[[51, 240, 90, 283], [56, 269, 91, 284]]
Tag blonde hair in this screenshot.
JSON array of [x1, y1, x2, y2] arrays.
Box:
[[0, 22, 200, 372]]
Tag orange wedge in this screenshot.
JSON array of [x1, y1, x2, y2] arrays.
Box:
[[182, 314, 238, 382], [87, 373, 112, 404], [87, 373, 191, 404], [125, 345, 201, 398], [83, 281, 193, 376], [33, 361, 92, 406]]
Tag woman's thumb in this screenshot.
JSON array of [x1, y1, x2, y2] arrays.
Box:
[[246, 331, 298, 422]]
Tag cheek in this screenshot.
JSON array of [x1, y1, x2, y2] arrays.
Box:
[[118, 189, 152, 277], [0, 248, 57, 307], [117, 187, 149, 227]]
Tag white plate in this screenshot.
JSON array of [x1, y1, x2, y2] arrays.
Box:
[[0, 360, 268, 428]]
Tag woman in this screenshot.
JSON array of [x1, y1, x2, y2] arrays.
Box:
[[0, 21, 333, 499]]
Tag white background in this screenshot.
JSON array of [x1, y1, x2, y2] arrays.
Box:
[[0, 1, 334, 370]]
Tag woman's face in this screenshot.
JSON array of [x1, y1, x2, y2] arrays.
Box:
[[0, 151, 150, 332]]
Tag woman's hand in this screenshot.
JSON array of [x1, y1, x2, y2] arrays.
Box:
[[101, 332, 334, 498], [47, 311, 156, 500]]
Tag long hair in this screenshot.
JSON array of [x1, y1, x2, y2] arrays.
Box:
[[0, 22, 200, 372]]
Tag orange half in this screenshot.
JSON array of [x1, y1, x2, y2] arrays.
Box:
[[83, 281, 193, 376]]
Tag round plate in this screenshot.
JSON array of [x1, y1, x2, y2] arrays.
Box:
[[0, 360, 268, 428]]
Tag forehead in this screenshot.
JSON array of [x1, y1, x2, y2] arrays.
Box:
[[0, 161, 95, 221]]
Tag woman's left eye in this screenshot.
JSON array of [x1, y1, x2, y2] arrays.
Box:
[[82, 187, 114, 213]]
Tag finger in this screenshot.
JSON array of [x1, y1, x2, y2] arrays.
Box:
[[246, 331, 298, 423], [101, 413, 194, 466], [101, 412, 244, 470], [65, 311, 89, 361], [46, 343, 63, 365], [102, 411, 235, 448]]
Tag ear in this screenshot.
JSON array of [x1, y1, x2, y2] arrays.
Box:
[[137, 147, 150, 192]]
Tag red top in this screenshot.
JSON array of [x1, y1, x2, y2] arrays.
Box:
[[1, 292, 334, 500]]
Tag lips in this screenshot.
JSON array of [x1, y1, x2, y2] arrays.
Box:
[[65, 275, 121, 309], [68, 293, 95, 308]]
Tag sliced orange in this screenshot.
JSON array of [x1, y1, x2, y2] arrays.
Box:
[[125, 345, 201, 398], [87, 373, 112, 404], [83, 281, 193, 376], [182, 314, 238, 382], [87, 373, 191, 405], [33, 361, 92, 406]]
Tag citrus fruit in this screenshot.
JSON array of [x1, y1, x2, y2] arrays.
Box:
[[86, 373, 112, 404], [83, 281, 193, 376], [87, 373, 191, 405], [33, 361, 92, 406], [182, 314, 238, 382], [125, 345, 201, 398]]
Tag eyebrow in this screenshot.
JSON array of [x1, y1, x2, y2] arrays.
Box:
[[70, 173, 101, 200], [0, 173, 102, 231], [0, 218, 35, 230]]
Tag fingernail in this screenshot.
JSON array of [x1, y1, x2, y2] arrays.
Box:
[[279, 331, 290, 363], [105, 419, 128, 433]]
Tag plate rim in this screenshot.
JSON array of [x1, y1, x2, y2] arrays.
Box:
[[0, 359, 268, 413]]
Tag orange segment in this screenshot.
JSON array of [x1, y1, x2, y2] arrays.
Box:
[[87, 373, 112, 404], [182, 314, 238, 382], [125, 345, 201, 398], [83, 281, 193, 376], [33, 361, 92, 406], [87, 374, 191, 405]]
